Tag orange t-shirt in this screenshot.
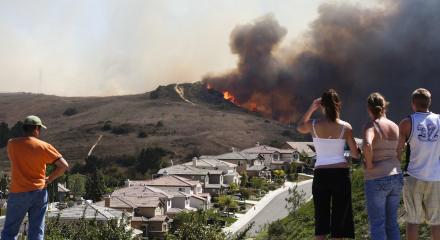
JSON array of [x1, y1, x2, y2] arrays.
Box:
[[7, 137, 62, 193]]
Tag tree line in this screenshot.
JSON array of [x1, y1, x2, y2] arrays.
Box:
[[0, 121, 24, 148]]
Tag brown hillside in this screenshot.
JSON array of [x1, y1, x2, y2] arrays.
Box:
[[0, 82, 306, 170]]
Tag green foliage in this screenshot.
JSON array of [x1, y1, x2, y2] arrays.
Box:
[[68, 173, 87, 197], [101, 121, 112, 131], [156, 120, 164, 127], [135, 147, 168, 174], [240, 172, 248, 187], [85, 170, 106, 202], [228, 183, 239, 194], [217, 195, 238, 217], [0, 174, 8, 197], [111, 124, 134, 135], [9, 121, 24, 138], [285, 184, 307, 215], [0, 122, 9, 148], [45, 213, 135, 240], [137, 131, 147, 138], [167, 210, 227, 240], [239, 188, 250, 200], [63, 107, 78, 116]]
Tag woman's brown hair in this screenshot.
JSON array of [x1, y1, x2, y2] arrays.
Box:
[[367, 92, 389, 119], [321, 89, 341, 122]]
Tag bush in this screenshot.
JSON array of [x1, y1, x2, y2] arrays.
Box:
[[111, 124, 133, 135], [137, 131, 147, 138], [101, 121, 112, 131], [45, 213, 135, 240], [63, 107, 78, 116]]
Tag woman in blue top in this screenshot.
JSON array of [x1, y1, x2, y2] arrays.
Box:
[[297, 89, 360, 239]]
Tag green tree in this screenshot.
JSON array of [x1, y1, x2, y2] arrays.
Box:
[[0, 174, 8, 198], [240, 172, 248, 187], [68, 173, 87, 197], [45, 212, 135, 240], [0, 122, 9, 148], [218, 195, 238, 217], [285, 184, 306, 214], [85, 170, 106, 202], [9, 121, 23, 138], [135, 147, 168, 174], [228, 182, 239, 194], [167, 210, 226, 240], [273, 170, 286, 180]]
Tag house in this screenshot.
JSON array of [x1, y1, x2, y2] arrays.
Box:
[[214, 150, 265, 175], [129, 175, 203, 195], [97, 195, 170, 239], [246, 165, 271, 179], [241, 143, 303, 171], [156, 165, 231, 195], [285, 142, 316, 160], [182, 157, 241, 185]]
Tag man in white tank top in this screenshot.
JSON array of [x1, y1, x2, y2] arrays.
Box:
[[397, 88, 440, 240]]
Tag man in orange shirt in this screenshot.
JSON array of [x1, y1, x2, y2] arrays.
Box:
[[1, 116, 69, 240]]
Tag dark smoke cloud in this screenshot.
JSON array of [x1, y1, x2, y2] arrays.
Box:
[[204, 0, 440, 132]]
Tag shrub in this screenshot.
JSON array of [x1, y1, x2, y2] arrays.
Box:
[[137, 131, 147, 138], [63, 107, 78, 116], [111, 124, 133, 135], [101, 121, 112, 131]]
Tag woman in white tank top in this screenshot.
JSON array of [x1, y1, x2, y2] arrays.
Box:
[[297, 89, 360, 240]]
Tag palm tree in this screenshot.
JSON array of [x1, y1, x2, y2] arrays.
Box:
[[218, 195, 238, 217]]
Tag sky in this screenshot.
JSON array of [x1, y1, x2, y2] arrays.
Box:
[[0, 0, 378, 96]]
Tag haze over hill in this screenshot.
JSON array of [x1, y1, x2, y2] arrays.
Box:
[[0, 82, 304, 170]]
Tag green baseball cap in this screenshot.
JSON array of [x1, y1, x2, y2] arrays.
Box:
[[23, 115, 47, 129]]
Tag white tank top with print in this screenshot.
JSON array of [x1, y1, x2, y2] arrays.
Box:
[[408, 112, 440, 181]]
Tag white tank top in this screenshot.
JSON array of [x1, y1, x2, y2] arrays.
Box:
[[312, 119, 347, 167], [407, 112, 440, 181]]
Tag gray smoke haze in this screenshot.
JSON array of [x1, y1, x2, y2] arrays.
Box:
[[204, 0, 440, 129]]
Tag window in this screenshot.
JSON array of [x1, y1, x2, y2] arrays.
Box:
[[178, 187, 185, 192]]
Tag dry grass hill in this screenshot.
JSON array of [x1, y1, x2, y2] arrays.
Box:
[[0, 82, 305, 170]]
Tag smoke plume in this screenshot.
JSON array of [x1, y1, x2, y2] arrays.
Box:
[[204, 0, 440, 130]]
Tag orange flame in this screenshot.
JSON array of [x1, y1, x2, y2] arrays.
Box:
[[223, 91, 236, 103]]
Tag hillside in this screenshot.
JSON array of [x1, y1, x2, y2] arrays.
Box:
[[0, 82, 305, 170]]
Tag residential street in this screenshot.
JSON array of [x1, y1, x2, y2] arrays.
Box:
[[225, 180, 313, 237]]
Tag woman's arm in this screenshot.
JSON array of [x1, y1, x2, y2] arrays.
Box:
[[345, 125, 360, 160], [297, 98, 321, 134], [363, 123, 375, 170]]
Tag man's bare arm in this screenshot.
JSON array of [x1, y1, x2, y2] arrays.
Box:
[[46, 157, 69, 187], [397, 118, 411, 161]]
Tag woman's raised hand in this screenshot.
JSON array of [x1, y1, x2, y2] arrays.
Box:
[[310, 98, 322, 112]]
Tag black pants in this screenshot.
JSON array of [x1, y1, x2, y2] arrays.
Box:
[[312, 168, 355, 238]]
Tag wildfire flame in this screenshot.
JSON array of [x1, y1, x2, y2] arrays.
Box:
[[223, 91, 236, 103]]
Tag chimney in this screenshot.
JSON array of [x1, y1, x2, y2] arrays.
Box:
[[193, 157, 198, 167], [256, 142, 260, 147], [231, 147, 236, 152], [104, 195, 111, 207]]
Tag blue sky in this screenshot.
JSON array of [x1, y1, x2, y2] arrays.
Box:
[[0, 0, 378, 96]]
